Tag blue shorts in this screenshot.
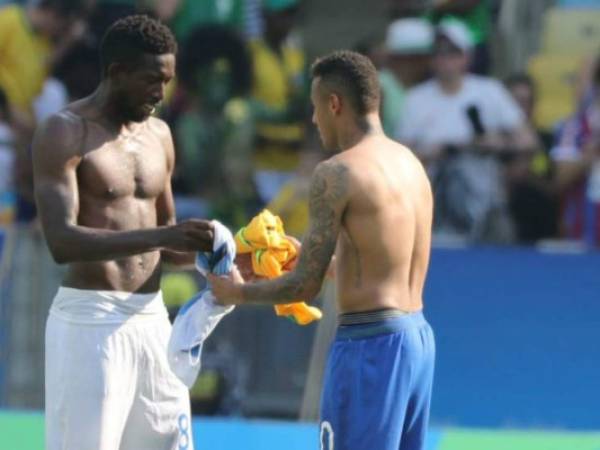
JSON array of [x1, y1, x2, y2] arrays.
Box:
[[319, 310, 435, 450]]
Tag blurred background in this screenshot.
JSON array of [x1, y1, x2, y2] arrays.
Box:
[[0, 0, 600, 448]]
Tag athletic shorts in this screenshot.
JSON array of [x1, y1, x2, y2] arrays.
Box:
[[45, 287, 193, 450], [320, 310, 435, 450]]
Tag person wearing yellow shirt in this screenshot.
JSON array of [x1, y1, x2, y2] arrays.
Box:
[[0, 0, 85, 128], [266, 150, 322, 238], [249, 0, 309, 204]]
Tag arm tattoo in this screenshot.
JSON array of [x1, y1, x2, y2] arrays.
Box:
[[241, 161, 349, 304]]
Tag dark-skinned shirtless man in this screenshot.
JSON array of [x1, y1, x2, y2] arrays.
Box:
[[210, 51, 436, 450], [34, 16, 208, 450]]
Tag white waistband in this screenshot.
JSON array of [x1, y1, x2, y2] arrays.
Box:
[[49, 287, 168, 325]]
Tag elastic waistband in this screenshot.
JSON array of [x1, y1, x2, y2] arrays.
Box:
[[49, 287, 167, 325], [58, 286, 161, 300], [338, 308, 410, 325], [335, 310, 427, 340]]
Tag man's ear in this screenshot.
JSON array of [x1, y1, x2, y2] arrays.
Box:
[[329, 92, 342, 116]]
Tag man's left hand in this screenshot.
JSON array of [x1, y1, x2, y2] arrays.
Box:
[[208, 266, 245, 306]]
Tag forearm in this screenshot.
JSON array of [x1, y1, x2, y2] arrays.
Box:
[[470, 129, 538, 155], [240, 270, 319, 305], [46, 225, 167, 264]]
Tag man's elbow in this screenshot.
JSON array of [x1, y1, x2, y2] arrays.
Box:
[[46, 234, 76, 264], [297, 280, 323, 304], [48, 244, 71, 264]]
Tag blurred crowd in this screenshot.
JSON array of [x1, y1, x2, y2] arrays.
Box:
[[1, 0, 599, 417], [0, 0, 600, 247]]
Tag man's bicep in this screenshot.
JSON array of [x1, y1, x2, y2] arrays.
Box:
[[33, 115, 82, 232], [296, 161, 349, 284], [155, 118, 177, 227], [156, 180, 176, 226], [297, 216, 339, 283]]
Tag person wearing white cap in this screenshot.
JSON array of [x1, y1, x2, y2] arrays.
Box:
[[395, 19, 538, 241], [397, 19, 537, 168], [426, 0, 492, 74], [379, 18, 433, 135]]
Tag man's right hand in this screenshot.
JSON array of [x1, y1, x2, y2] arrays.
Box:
[[162, 219, 214, 252]]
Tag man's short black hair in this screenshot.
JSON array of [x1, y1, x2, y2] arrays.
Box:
[[100, 15, 177, 76], [311, 50, 380, 115]]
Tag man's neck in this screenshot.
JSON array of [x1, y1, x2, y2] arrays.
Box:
[[337, 113, 384, 150], [438, 74, 464, 95], [90, 83, 136, 132]]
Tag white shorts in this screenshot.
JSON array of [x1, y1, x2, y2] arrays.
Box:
[[45, 288, 193, 450]]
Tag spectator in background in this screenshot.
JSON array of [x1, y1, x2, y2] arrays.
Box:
[[174, 25, 260, 228], [87, 0, 137, 41], [0, 0, 86, 131], [387, 0, 429, 18], [140, 0, 180, 22], [379, 18, 433, 136], [427, 0, 493, 74], [397, 19, 537, 241], [266, 150, 322, 238], [54, 40, 101, 101], [397, 20, 535, 170], [169, 0, 261, 42], [249, 0, 308, 204], [505, 74, 554, 151], [551, 59, 600, 246], [0, 0, 87, 223], [0, 88, 16, 225], [504, 73, 558, 243]]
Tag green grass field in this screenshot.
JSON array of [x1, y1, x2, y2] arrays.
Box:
[[2, 410, 600, 450]]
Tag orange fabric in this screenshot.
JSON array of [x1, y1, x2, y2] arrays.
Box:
[[235, 210, 322, 325]]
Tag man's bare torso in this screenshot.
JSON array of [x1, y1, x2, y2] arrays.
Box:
[[333, 135, 433, 313], [59, 101, 170, 293]]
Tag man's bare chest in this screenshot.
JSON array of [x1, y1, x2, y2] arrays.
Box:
[[77, 131, 167, 200]]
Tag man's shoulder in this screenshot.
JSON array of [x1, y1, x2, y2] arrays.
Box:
[[35, 109, 85, 145], [32, 110, 87, 169], [147, 116, 171, 135], [315, 156, 350, 175], [310, 157, 352, 205], [325, 148, 376, 186], [146, 116, 175, 163], [147, 116, 174, 146], [314, 156, 354, 184]]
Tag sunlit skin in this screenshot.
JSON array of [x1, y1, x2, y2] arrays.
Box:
[[33, 51, 216, 293], [210, 75, 433, 315]]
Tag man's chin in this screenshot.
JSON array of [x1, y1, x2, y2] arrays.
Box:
[[128, 111, 152, 123]]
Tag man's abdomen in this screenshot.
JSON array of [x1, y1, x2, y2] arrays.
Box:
[[64, 251, 162, 293]]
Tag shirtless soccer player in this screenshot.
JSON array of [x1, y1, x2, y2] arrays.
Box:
[[210, 50, 435, 450], [34, 16, 213, 450]]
